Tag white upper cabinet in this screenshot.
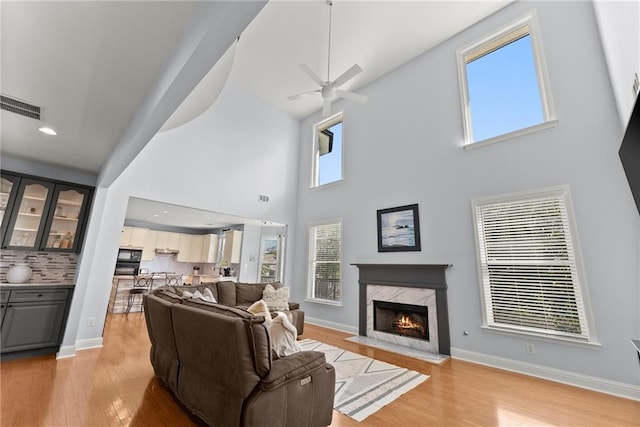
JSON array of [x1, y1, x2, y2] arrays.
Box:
[[142, 230, 158, 260], [202, 234, 219, 263], [222, 230, 243, 264], [120, 226, 147, 248], [156, 231, 181, 250]]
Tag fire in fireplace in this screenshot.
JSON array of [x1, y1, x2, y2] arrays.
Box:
[[373, 300, 429, 341]]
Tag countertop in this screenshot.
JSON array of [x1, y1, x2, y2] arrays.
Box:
[[1, 283, 74, 289]]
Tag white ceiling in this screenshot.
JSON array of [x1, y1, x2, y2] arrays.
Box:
[[125, 197, 284, 230], [1, 0, 512, 228]]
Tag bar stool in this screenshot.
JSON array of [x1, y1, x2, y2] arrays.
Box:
[[165, 273, 183, 286], [126, 274, 152, 314]]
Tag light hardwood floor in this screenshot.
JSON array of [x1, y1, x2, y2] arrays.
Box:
[[1, 314, 638, 426]]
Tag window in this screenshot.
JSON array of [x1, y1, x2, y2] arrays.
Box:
[[258, 235, 282, 283], [457, 12, 555, 147], [312, 114, 343, 187], [471, 186, 596, 343], [307, 220, 342, 303]]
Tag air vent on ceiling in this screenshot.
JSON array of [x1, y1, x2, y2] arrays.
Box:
[[0, 94, 41, 120]]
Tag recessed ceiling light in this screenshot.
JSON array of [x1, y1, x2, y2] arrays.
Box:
[[162, 210, 169, 214], [153, 214, 159, 217], [38, 126, 57, 136]]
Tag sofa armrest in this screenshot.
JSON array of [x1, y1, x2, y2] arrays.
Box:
[[244, 350, 335, 427], [259, 351, 327, 391]]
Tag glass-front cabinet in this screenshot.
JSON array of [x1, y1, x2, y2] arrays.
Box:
[[6, 179, 54, 249], [42, 186, 91, 251], [0, 172, 93, 253], [0, 174, 21, 239]]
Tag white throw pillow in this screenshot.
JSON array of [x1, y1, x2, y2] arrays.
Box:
[[270, 312, 301, 357], [183, 289, 216, 303], [262, 284, 290, 311], [202, 287, 217, 303], [247, 299, 272, 327]]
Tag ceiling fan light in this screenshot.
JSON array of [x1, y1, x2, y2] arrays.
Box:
[[38, 126, 57, 136]]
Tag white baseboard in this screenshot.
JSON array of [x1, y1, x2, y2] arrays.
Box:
[[56, 345, 76, 359], [451, 347, 640, 401], [56, 338, 103, 359], [305, 316, 358, 335], [75, 337, 104, 351]]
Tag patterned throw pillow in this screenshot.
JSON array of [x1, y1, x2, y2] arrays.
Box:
[[262, 284, 290, 311]]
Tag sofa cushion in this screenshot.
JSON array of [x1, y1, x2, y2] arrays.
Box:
[[216, 281, 237, 306], [236, 283, 267, 305], [263, 284, 290, 311]]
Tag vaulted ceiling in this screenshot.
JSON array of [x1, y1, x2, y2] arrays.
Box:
[[1, 0, 511, 181]]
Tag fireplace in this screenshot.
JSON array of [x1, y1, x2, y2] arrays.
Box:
[[374, 300, 429, 341], [353, 263, 451, 356]]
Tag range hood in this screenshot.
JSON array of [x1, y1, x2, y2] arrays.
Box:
[[155, 248, 179, 255]]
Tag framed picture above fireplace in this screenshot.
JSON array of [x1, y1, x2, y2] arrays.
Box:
[[376, 203, 421, 252]]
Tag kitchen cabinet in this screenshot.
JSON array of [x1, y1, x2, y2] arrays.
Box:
[[0, 290, 9, 325], [142, 229, 158, 260], [177, 234, 205, 263], [0, 174, 21, 240], [190, 235, 204, 262], [156, 231, 180, 251], [176, 234, 192, 262], [120, 226, 147, 248], [0, 172, 93, 253], [201, 234, 219, 263], [222, 230, 243, 264], [0, 286, 73, 360]]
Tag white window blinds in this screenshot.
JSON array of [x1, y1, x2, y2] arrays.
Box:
[[472, 187, 592, 341], [309, 222, 342, 302]]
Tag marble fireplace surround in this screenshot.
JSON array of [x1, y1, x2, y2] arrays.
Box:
[[353, 264, 451, 356]]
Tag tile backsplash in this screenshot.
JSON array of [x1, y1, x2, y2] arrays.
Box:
[[0, 250, 77, 284]]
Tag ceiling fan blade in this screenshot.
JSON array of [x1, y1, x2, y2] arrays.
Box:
[[332, 64, 363, 88], [336, 89, 368, 104], [322, 99, 332, 117], [299, 64, 325, 86], [288, 89, 321, 101]]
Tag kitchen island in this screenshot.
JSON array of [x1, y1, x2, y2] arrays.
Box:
[[108, 273, 179, 313]]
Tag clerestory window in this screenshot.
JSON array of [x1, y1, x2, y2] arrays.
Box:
[[312, 113, 343, 187], [457, 12, 556, 147]]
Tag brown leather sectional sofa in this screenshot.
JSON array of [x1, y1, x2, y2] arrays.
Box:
[[143, 282, 335, 426]]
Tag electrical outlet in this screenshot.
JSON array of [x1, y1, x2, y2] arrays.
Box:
[[633, 73, 639, 96], [87, 317, 96, 327], [526, 343, 535, 355]]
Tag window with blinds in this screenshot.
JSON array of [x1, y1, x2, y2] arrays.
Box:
[[472, 186, 595, 342], [308, 221, 342, 303]]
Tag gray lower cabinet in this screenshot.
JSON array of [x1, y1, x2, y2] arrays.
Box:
[[0, 286, 73, 360]]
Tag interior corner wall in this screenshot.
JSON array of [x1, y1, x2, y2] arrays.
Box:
[[68, 83, 300, 345], [592, 0, 640, 127], [292, 0, 639, 388]]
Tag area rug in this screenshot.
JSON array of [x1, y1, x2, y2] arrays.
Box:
[[299, 339, 429, 422]]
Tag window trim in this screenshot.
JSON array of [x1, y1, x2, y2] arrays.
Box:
[[306, 218, 343, 306], [456, 11, 556, 147], [471, 185, 598, 345], [310, 112, 344, 189]]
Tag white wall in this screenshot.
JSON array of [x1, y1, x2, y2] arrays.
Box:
[[64, 83, 300, 347], [592, 0, 640, 127], [293, 0, 639, 389]]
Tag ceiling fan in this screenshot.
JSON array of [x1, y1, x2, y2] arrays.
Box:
[[288, 0, 367, 117]]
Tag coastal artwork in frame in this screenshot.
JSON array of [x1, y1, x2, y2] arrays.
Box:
[[377, 203, 421, 252]]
